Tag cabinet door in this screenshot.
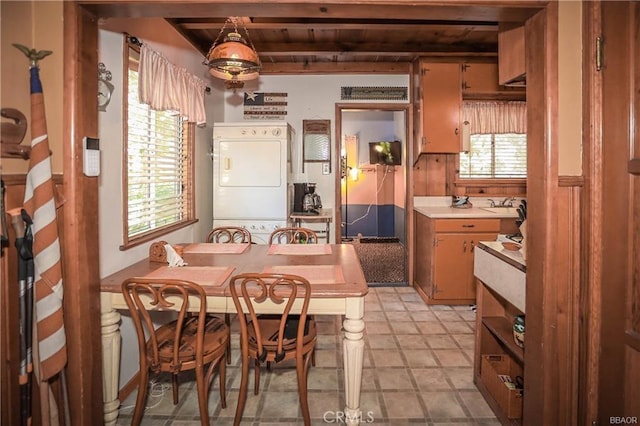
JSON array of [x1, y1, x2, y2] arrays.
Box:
[[414, 213, 433, 296], [433, 234, 469, 299], [420, 62, 461, 153], [462, 63, 500, 94]]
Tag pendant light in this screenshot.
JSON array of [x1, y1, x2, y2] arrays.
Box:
[[204, 17, 261, 89]]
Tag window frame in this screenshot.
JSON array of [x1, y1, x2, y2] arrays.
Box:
[[120, 40, 196, 250]]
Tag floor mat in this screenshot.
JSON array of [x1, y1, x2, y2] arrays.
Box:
[[347, 237, 406, 285]]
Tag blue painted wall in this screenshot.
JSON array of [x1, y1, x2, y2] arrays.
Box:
[[342, 204, 405, 241]]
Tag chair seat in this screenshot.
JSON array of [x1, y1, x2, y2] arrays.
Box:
[[247, 316, 316, 356], [152, 315, 228, 365]]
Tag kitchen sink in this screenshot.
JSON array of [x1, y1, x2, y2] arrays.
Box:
[[481, 207, 519, 214]]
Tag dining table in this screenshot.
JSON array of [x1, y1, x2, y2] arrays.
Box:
[[99, 242, 369, 425]]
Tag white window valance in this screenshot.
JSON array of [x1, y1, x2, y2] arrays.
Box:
[[138, 44, 207, 125], [462, 101, 527, 134]]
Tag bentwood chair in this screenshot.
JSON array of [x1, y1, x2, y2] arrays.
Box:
[[268, 227, 318, 244], [206, 226, 252, 244], [122, 278, 229, 426], [205, 225, 252, 363], [229, 273, 317, 426], [267, 226, 319, 367]]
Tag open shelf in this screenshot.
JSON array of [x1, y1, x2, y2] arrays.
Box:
[[482, 316, 524, 364]]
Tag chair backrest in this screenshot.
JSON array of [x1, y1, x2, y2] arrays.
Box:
[[121, 278, 207, 372], [207, 226, 252, 244], [229, 273, 312, 362], [268, 227, 318, 244]]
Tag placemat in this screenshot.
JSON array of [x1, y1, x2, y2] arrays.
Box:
[[267, 244, 332, 255], [145, 266, 235, 287], [262, 265, 345, 284], [183, 243, 250, 254]]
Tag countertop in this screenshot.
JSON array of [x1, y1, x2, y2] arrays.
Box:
[[477, 240, 526, 272], [413, 196, 522, 219], [414, 205, 518, 219]]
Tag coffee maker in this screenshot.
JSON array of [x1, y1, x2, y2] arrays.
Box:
[[293, 183, 322, 214]]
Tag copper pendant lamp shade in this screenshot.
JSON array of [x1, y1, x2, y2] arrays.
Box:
[[204, 17, 261, 88]]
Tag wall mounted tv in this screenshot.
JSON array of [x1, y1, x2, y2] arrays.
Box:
[[369, 141, 402, 165]]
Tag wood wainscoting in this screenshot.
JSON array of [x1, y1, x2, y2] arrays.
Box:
[[413, 154, 527, 197]]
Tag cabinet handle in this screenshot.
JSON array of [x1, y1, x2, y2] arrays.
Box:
[[470, 241, 475, 252], [463, 240, 467, 252], [455, 127, 459, 136], [462, 224, 475, 228]]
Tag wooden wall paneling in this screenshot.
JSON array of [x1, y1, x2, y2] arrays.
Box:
[[598, 1, 639, 421], [1, 178, 26, 426], [625, 5, 640, 413], [456, 180, 527, 196], [0, 238, 8, 426], [522, 3, 568, 425], [413, 154, 449, 195], [62, 3, 104, 424], [579, 2, 603, 423], [555, 183, 582, 426], [624, 1, 640, 417]]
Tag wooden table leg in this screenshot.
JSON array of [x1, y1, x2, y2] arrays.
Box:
[[342, 299, 365, 425], [101, 298, 121, 426]]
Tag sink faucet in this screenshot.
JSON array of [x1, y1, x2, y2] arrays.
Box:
[[501, 196, 516, 207]]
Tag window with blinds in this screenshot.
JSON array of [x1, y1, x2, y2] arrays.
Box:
[[459, 133, 527, 178], [123, 43, 194, 246]]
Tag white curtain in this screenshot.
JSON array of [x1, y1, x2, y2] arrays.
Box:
[[138, 44, 207, 125], [462, 101, 527, 134]]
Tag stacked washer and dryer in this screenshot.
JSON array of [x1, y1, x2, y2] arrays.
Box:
[[212, 122, 295, 244]]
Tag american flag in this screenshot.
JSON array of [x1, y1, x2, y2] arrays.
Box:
[[22, 65, 67, 381]]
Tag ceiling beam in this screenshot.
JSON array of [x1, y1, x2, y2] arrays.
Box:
[[259, 61, 412, 74], [80, 1, 544, 22], [177, 21, 499, 32], [255, 42, 498, 55]]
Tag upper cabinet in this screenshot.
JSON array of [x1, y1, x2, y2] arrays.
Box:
[[462, 63, 501, 94], [415, 61, 462, 154], [498, 24, 526, 86], [413, 60, 526, 158], [462, 63, 526, 99], [462, 62, 526, 100]]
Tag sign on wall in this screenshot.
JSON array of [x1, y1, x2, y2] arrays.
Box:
[[243, 92, 288, 120], [341, 86, 408, 101]]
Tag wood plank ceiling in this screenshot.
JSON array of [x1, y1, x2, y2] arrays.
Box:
[[84, 1, 545, 74]]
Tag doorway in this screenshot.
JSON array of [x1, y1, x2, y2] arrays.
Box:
[[336, 104, 409, 285]]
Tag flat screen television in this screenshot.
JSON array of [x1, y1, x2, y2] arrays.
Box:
[[369, 141, 402, 165]]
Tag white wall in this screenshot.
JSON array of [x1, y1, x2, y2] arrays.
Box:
[[219, 74, 410, 238], [98, 28, 222, 388]]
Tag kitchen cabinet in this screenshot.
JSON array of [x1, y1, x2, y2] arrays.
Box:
[[473, 242, 526, 424], [462, 63, 501, 94], [462, 63, 526, 99], [414, 61, 462, 154], [498, 24, 526, 86], [414, 214, 500, 304]]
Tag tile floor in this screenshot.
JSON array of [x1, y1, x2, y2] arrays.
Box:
[[117, 286, 499, 425]]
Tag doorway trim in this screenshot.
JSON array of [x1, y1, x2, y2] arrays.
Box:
[[335, 103, 411, 283], [59, 2, 567, 425]]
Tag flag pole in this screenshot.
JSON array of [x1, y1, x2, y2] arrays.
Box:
[[8, 208, 32, 426]]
